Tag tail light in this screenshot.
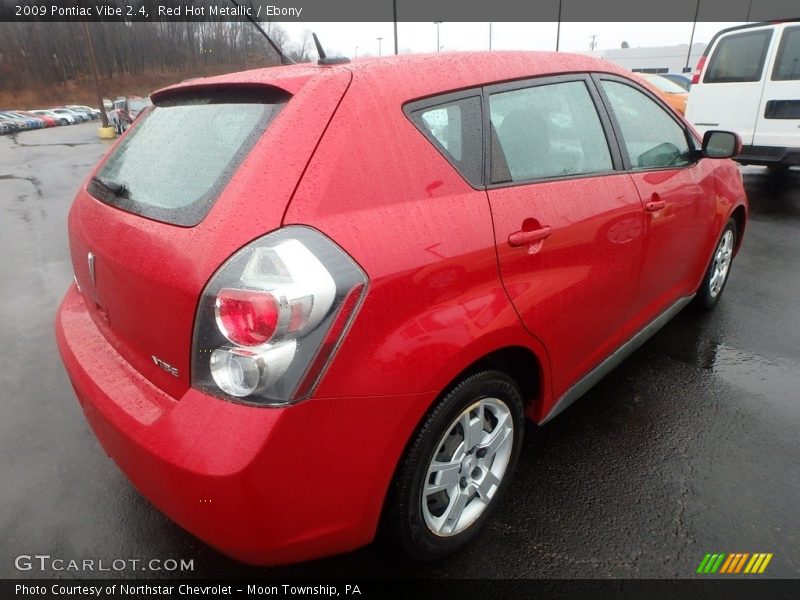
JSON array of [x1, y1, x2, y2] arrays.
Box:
[[192, 226, 367, 406], [691, 55, 707, 85]]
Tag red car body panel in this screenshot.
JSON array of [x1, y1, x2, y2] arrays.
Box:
[[56, 52, 748, 565]]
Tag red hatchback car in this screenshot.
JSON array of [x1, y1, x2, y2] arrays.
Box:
[[56, 52, 747, 565]]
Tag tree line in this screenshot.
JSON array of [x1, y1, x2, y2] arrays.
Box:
[[0, 21, 311, 93]]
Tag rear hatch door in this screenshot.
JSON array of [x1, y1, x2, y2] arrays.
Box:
[[68, 68, 352, 399]]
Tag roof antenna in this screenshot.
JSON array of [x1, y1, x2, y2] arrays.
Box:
[[312, 32, 351, 65], [229, 0, 295, 65]]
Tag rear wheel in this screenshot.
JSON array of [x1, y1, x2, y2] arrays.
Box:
[[383, 371, 524, 560], [695, 218, 737, 310]]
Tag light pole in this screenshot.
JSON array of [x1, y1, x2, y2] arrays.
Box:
[[489, 22, 493, 50], [556, 0, 562, 51], [393, 0, 398, 55], [377, 37, 383, 56], [434, 21, 442, 52], [685, 0, 701, 72]]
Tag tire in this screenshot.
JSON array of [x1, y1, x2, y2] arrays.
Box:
[[695, 218, 737, 310], [383, 370, 524, 561]]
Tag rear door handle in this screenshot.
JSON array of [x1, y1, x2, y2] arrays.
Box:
[[508, 226, 552, 247], [645, 199, 666, 212]]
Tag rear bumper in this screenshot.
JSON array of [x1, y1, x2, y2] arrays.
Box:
[[56, 285, 431, 565], [735, 145, 800, 167]]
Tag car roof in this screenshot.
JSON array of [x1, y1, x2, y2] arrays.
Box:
[[153, 51, 635, 103]]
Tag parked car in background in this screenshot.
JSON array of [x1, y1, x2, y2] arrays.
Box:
[[687, 21, 800, 172], [57, 52, 747, 566], [56, 107, 90, 122], [50, 108, 82, 124], [638, 73, 690, 115], [68, 105, 100, 119], [5, 111, 44, 128], [110, 98, 133, 133], [16, 110, 56, 127], [31, 109, 72, 126], [0, 111, 33, 130], [659, 72, 692, 91], [127, 96, 152, 119], [0, 120, 17, 135]]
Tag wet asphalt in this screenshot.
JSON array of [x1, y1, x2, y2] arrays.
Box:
[[0, 124, 798, 579]]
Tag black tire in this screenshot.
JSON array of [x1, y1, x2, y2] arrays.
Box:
[[695, 218, 737, 311], [382, 370, 524, 561], [59, 119, 68, 126]]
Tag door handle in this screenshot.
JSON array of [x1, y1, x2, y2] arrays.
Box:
[[645, 199, 666, 212], [508, 226, 552, 247]]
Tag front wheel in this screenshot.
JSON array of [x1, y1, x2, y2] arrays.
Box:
[[382, 371, 524, 561], [695, 218, 737, 310]]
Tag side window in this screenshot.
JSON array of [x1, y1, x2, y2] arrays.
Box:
[[704, 29, 773, 83], [408, 95, 482, 186], [489, 80, 613, 183], [772, 26, 800, 81], [600, 80, 691, 170]]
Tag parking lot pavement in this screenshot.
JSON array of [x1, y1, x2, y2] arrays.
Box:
[[0, 125, 798, 579]]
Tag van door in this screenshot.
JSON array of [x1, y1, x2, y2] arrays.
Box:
[[753, 24, 800, 150], [686, 27, 775, 143]]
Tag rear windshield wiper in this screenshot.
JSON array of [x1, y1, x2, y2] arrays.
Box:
[[91, 176, 127, 198]]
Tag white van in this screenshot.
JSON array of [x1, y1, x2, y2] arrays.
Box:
[[686, 21, 800, 171]]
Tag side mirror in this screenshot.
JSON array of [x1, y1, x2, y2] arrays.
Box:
[[702, 130, 742, 159]]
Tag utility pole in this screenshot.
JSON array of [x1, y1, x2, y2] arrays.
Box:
[[589, 34, 598, 51], [489, 22, 493, 50], [685, 0, 701, 72], [434, 22, 442, 52], [377, 37, 383, 56], [556, 0, 562, 51], [393, 0, 398, 54], [82, 21, 109, 128]]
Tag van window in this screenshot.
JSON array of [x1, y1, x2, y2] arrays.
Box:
[[408, 95, 483, 187], [489, 81, 613, 183], [600, 80, 691, 170], [90, 89, 288, 227], [704, 29, 773, 83], [772, 26, 800, 81]]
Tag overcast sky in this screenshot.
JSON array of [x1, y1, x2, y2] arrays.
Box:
[[279, 22, 745, 58]]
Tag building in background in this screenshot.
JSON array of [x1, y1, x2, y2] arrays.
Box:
[[583, 43, 707, 74]]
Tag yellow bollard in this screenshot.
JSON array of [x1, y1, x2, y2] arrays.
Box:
[[98, 126, 116, 139]]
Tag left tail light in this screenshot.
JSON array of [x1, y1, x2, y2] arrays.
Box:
[[192, 226, 368, 406]]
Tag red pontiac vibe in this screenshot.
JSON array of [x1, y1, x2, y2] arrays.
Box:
[[56, 52, 748, 565]]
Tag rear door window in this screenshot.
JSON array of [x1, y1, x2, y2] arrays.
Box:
[[704, 29, 773, 83], [772, 26, 800, 81], [488, 80, 613, 183], [90, 89, 288, 227]]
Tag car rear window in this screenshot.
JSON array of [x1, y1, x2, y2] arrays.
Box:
[[704, 29, 773, 84], [89, 89, 289, 227]]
